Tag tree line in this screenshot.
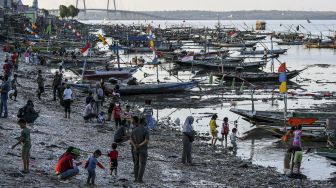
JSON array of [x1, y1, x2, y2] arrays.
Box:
[[59, 5, 80, 19]]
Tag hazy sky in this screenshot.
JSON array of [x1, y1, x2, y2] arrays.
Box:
[[22, 0, 336, 11]]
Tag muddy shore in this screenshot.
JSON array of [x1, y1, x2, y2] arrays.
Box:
[[0, 62, 334, 187]]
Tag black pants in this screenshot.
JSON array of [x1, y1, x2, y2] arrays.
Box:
[[64, 99, 71, 113], [115, 118, 121, 127], [37, 87, 44, 99], [53, 86, 61, 100], [134, 150, 147, 181], [87, 170, 96, 184]]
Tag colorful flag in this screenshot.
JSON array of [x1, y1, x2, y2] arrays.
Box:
[[228, 31, 238, 38], [81, 42, 90, 56], [278, 63, 287, 93], [98, 34, 108, 46]]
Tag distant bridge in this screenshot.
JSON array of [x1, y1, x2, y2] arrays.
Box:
[[48, 0, 168, 20]]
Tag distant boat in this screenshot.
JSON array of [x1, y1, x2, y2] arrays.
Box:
[[239, 49, 288, 55]]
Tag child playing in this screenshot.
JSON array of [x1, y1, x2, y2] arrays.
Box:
[[293, 125, 303, 149], [209, 114, 218, 147], [221, 117, 230, 147], [230, 128, 238, 148], [11, 119, 31, 173], [85, 150, 105, 186], [107, 143, 119, 176], [113, 102, 122, 129]]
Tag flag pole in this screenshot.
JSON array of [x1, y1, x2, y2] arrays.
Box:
[[81, 48, 89, 83], [284, 92, 288, 131]]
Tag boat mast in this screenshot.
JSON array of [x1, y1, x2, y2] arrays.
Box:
[[284, 92, 288, 131], [271, 36, 274, 72]]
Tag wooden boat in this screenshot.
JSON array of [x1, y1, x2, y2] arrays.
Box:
[[305, 43, 336, 49], [211, 41, 258, 48], [71, 80, 200, 95], [213, 69, 303, 82], [277, 40, 304, 45], [46, 55, 114, 64], [239, 49, 288, 55], [72, 67, 138, 80], [242, 35, 267, 41], [176, 59, 267, 71], [230, 108, 336, 129]]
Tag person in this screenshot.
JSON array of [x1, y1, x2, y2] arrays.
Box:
[[114, 124, 129, 144], [282, 126, 296, 144], [113, 102, 122, 129], [85, 92, 94, 105], [127, 77, 138, 85], [55, 148, 82, 180], [63, 85, 73, 119], [0, 75, 10, 118], [107, 102, 115, 121], [11, 119, 31, 173], [182, 116, 195, 165], [24, 51, 30, 64], [130, 117, 149, 183], [93, 83, 104, 113], [36, 70, 44, 100], [18, 100, 39, 124], [221, 117, 230, 147], [52, 71, 62, 101], [3, 59, 12, 77], [108, 143, 119, 176], [83, 100, 97, 122], [85, 150, 105, 186], [10, 74, 20, 101], [97, 111, 106, 125], [143, 100, 155, 130], [230, 128, 238, 148], [11, 52, 19, 72], [209, 114, 218, 147], [293, 125, 303, 149], [123, 105, 133, 133]]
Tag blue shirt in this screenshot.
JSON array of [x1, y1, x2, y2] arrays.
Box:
[[1, 81, 10, 99], [87, 156, 98, 171], [143, 105, 153, 116]]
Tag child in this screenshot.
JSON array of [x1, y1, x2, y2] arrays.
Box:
[[113, 102, 122, 129], [209, 114, 218, 147], [221, 117, 230, 147], [107, 102, 115, 121], [230, 128, 238, 148], [123, 105, 133, 133], [11, 119, 31, 173], [97, 111, 106, 125], [293, 125, 302, 149], [143, 100, 154, 130], [108, 143, 119, 176], [85, 150, 105, 186]]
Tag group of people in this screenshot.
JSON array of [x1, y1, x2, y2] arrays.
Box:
[[209, 114, 238, 148], [53, 115, 149, 185]]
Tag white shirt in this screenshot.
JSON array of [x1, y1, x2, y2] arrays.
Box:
[[230, 132, 237, 143], [63, 88, 72, 100]]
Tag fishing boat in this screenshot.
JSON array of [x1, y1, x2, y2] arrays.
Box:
[[213, 69, 303, 82], [276, 40, 304, 45], [315, 148, 336, 160], [72, 67, 138, 80], [71, 80, 200, 95], [211, 41, 258, 48], [176, 59, 267, 71], [239, 49, 288, 55]]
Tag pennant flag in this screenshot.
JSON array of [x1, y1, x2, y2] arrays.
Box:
[[81, 42, 90, 56], [279, 81, 287, 93], [98, 34, 108, 45], [278, 63, 287, 93]]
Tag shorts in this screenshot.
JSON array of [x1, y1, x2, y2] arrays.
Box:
[[22, 145, 31, 159], [110, 160, 118, 169], [294, 151, 303, 164]]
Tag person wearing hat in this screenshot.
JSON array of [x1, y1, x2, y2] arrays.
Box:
[[52, 71, 62, 101], [55, 148, 82, 180]]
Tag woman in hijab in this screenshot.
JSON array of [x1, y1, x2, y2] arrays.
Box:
[[182, 116, 194, 165]]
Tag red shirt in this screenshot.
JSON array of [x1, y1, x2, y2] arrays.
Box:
[[11, 54, 18, 62], [3, 63, 11, 75], [55, 153, 74, 174], [114, 106, 121, 119], [108, 150, 118, 161]]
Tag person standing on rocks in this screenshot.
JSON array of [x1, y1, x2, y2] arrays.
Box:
[[0, 75, 10, 118], [36, 70, 44, 100], [182, 116, 195, 165], [209, 114, 218, 147], [11, 119, 31, 173], [63, 85, 73, 119], [131, 117, 149, 183], [10, 74, 20, 101], [52, 71, 62, 101], [85, 149, 105, 186]]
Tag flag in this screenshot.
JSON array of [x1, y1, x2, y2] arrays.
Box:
[[81, 42, 90, 56], [278, 63, 287, 93], [98, 34, 108, 45], [228, 31, 238, 38]]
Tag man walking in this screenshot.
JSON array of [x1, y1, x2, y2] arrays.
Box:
[[0, 75, 10, 118]]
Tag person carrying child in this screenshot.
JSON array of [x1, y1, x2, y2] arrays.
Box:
[[108, 143, 119, 176], [85, 150, 105, 186]]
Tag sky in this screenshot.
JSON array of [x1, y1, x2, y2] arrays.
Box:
[[21, 0, 336, 11]]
